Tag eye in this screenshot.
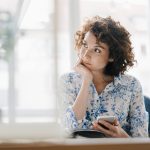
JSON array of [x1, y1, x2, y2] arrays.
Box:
[[94, 48, 101, 53], [82, 41, 88, 48]]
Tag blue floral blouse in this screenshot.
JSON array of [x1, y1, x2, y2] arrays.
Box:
[[59, 71, 148, 137]]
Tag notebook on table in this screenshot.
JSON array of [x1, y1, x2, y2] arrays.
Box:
[[71, 129, 105, 138]]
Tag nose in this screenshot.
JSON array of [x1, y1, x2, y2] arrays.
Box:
[[82, 49, 91, 58], [81, 50, 91, 63], [79, 48, 91, 59]]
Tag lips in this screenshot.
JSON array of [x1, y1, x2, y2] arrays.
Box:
[[83, 62, 91, 66]]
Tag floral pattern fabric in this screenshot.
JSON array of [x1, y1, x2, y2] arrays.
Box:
[[59, 71, 148, 137]]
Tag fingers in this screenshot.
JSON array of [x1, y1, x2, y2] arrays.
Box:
[[74, 48, 88, 67], [73, 57, 84, 73], [92, 121, 115, 137], [92, 120, 118, 137], [92, 119, 129, 138], [99, 120, 118, 132], [73, 54, 93, 81], [114, 118, 119, 126], [74, 56, 82, 67], [82, 49, 88, 58], [78, 48, 88, 59]]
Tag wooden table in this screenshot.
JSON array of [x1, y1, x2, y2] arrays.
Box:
[[0, 138, 150, 150]]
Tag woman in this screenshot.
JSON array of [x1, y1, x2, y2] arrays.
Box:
[[59, 16, 148, 137]]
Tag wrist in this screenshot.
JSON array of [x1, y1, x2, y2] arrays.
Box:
[[82, 78, 92, 85], [121, 130, 130, 138]]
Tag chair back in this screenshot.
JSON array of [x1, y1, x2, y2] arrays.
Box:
[[144, 96, 150, 136]]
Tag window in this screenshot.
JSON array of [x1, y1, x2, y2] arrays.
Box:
[[0, 0, 70, 138], [0, 0, 149, 139]]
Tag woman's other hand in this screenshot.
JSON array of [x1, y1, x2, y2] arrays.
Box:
[[92, 119, 129, 138]]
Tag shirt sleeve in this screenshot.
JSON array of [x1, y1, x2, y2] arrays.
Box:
[[129, 78, 149, 137], [58, 73, 80, 130]]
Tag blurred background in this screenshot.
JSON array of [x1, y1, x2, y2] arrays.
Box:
[[0, 0, 149, 126]]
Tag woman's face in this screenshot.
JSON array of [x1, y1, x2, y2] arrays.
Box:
[[79, 31, 110, 72]]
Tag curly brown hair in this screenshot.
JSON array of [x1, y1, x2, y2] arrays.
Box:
[[75, 16, 136, 76]]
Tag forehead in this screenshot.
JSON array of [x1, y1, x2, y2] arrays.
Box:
[[84, 31, 97, 43], [84, 31, 109, 49]]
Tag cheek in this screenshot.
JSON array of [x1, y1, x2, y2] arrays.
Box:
[[92, 56, 109, 67]]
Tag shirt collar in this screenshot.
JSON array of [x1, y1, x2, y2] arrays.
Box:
[[101, 73, 126, 93], [113, 73, 126, 86]]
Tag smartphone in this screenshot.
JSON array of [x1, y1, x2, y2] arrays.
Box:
[[97, 116, 116, 124]]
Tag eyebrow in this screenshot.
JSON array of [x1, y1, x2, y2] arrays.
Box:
[[97, 44, 105, 49], [83, 40, 105, 49]]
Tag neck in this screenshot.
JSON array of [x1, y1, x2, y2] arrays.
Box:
[[92, 71, 113, 85]]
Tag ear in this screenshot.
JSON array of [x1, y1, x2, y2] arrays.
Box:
[[108, 58, 114, 62]]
